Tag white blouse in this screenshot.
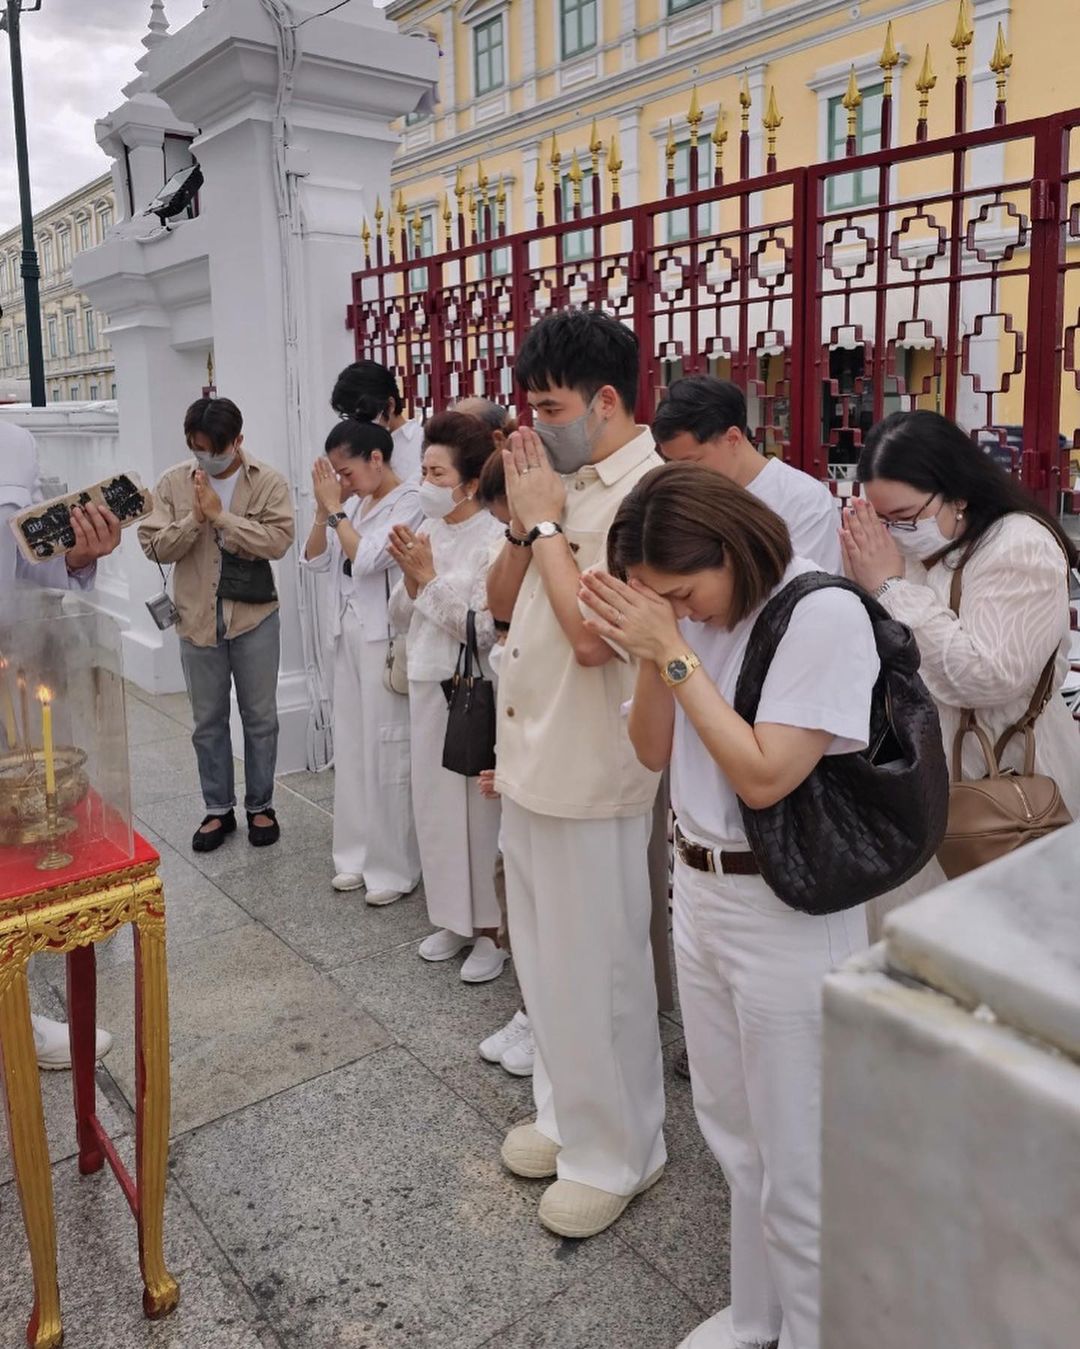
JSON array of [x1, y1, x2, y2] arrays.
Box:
[[300, 483, 422, 643], [880, 513, 1080, 814], [388, 510, 505, 683]]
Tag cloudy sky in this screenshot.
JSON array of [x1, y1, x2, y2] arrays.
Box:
[[0, 0, 207, 233]]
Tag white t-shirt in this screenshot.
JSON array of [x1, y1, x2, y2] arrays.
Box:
[[212, 466, 241, 516], [747, 456, 842, 573], [671, 558, 880, 847], [391, 419, 424, 483]]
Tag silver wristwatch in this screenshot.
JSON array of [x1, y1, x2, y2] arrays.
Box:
[[326, 512, 347, 530], [524, 520, 563, 545]]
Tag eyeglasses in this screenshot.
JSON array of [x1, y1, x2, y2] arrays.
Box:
[[883, 491, 938, 533]]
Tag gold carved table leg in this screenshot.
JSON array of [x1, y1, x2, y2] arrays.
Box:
[[133, 886, 179, 1319], [0, 936, 64, 1349]]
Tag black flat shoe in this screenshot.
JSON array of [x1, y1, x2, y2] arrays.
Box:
[[192, 810, 236, 853], [247, 807, 280, 847]]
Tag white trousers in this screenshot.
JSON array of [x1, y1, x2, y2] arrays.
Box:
[[331, 608, 420, 892], [409, 678, 501, 936], [672, 858, 868, 1349], [501, 799, 666, 1195]]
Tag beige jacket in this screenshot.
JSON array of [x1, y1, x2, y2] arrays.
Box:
[[138, 454, 295, 647]]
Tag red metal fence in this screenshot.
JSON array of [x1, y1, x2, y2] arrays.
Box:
[[348, 28, 1080, 512]]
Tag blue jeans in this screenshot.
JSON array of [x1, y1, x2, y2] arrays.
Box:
[[180, 606, 280, 816]]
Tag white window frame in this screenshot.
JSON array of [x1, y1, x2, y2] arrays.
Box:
[[47, 315, 58, 358], [65, 312, 77, 357], [83, 307, 95, 351], [559, 0, 599, 62], [473, 13, 506, 97], [77, 216, 91, 251], [40, 234, 54, 277], [808, 49, 908, 209], [57, 228, 71, 268], [462, 0, 510, 124], [1, 330, 11, 366]]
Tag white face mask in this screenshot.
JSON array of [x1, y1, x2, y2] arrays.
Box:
[[418, 480, 465, 519], [891, 514, 953, 560]]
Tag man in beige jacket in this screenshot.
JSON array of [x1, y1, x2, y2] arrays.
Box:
[[139, 397, 294, 854]]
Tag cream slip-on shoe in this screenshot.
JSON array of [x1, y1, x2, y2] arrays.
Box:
[[501, 1122, 560, 1178], [538, 1164, 665, 1238]]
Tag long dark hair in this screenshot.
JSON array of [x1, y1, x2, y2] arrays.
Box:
[[607, 464, 792, 627], [858, 411, 1078, 568], [324, 419, 394, 463], [331, 360, 402, 424]]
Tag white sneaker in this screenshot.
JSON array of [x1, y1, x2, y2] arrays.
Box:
[[460, 936, 508, 984], [418, 928, 473, 961], [332, 872, 364, 892], [32, 1014, 113, 1072], [479, 1010, 530, 1064], [500, 1027, 535, 1076], [365, 889, 404, 907], [677, 1307, 778, 1349]]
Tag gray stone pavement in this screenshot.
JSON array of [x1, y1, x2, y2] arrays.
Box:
[[2, 686, 730, 1349]]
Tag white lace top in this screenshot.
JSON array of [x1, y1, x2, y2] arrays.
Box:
[[388, 510, 505, 683], [879, 513, 1080, 814]]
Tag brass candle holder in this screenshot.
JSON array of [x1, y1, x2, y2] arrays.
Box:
[[0, 745, 88, 868]]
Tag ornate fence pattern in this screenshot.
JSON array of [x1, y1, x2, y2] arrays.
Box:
[[348, 3, 1080, 512]]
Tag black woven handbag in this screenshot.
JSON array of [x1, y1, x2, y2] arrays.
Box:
[[732, 573, 949, 915], [440, 610, 497, 777]]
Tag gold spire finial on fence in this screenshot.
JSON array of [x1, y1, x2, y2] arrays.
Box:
[[687, 86, 703, 148], [569, 150, 583, 213], [842, 66, 862, 142], [763, 86, 782, 171], [549, 133, 562, 174], [990, 22, 1012, 107], [712, 107, 727, 185], [608, 132, 622, 204], [410, 206, 423, 257], [916, 43, 937, 139], [477, 160, 489, 205], [496, 175, 507, 231], [467, 185, 479, 240], [361, 216, 371, 263], [441, 192, 453, 248], [665, 120, 677, 186], [589, 119, 603, 175], [879, 21, 900, 97], [374, 195, 384, 229], [534, 154, 546, 224], [951, 0, 974, 77], [739, 71, 752, 132]]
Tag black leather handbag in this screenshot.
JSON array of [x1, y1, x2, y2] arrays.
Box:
[[440, 610, 497, 777], [732, 573, 949, 915], [218, 548, 277, 604]]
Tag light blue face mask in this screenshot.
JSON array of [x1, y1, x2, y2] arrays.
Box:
[[192, 448, 237, 476]]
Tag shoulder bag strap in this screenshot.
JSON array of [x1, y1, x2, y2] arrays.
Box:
[[462, 609, 477, 682]]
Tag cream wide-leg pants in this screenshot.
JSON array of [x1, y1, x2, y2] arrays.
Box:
[[501, 798, 667, 1196], [408, 678, 501, 937], [672, 855, 868, 1349], [331, 607, 420, 893]]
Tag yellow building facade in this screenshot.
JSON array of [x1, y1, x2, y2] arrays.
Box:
[[365, 0, 1079, 486]]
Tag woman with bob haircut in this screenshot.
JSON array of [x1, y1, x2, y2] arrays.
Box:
[[301, 418, 423, 903], [387, 411, 508, 983], [842, 409, 1080, 834], [580, 462, 879, 1349]]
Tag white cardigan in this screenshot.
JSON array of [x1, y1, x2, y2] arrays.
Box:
[[388, 510, 504, 683], [879, 513, 1080, 815]]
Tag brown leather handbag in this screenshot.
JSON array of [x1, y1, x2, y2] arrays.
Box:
[[937, 564, 1072, 880]]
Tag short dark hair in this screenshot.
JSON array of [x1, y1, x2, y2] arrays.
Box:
[[476, 446, 507, 505], [325, 419, 395, 463], [423, 411, 496, 483], [608, 463, 792, 628], [184, 397, 243, 453], [652, 376, 748, 445], [331, 360, 403, 422], [858, 410, 1079, 568], [514, 309, 639, 414]]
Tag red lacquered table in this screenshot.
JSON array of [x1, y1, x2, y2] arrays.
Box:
[[0, 822, 179, 1348]]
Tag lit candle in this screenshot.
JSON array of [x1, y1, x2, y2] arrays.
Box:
[[17, 670, 30, 757], [0, 657, 15, 748], [37, 686, 56, 797]]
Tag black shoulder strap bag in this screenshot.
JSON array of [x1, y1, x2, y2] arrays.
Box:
[[218, 548, 278, 604], [732, 573, 949, 915], [440, 610, 497, 777]]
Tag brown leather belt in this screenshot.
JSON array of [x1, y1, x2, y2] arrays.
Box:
[[674, 824, 760, 877]]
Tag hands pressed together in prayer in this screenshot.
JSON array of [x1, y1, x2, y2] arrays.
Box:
[[578, 570, 683, 667], [388, 523, 436, 595], [502, 427, 566, 534], [311, 458, 345, 520], [840, 496, 905, 593], [193, 470, 223, 525]]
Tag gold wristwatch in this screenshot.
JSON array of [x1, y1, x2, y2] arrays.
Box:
[[659, 651, 701, 688]]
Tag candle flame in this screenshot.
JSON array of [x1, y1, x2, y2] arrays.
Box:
[[36, 685, 52, 706]]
